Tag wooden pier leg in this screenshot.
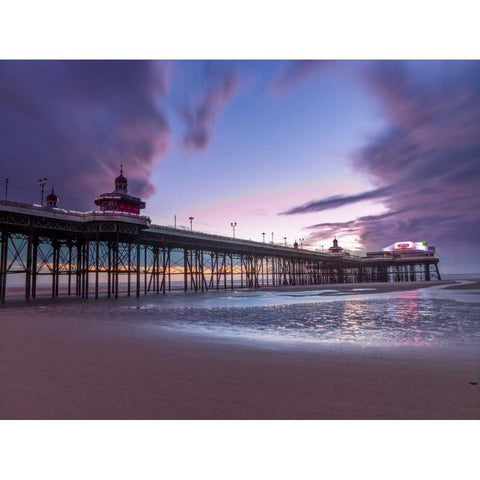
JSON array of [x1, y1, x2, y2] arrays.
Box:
[[32, 238, 38, 298], [95, 237, 99, 299], [56, 243, 60, 297], [81, 242, 86, 298], [183, 248, 188, 292], [424, 263, 430, 281], [223, 253, 227, 290], [85, 240, 90, 299], [167, 249, 171, 292], [67, 242, 72, 296], [194, 250, 198, 292], [216, 253, 220, 290], [136, 241, 141, 297], [240, 254, 244, 288], [114, 235, 119, 299], [127, 243, 131, 297], [52, 242, 57, 299], [162, 247, 166, 294], [0, 232, 3, 302], [107, 242, 111, 298], [144, 244, 147, 295], [200, 250, 204, 292], [261, 257, 264, 286], [0, 231, 8, 304], [435, 263, 441, 280], [156, 247, 165, 293], [25, 232, 33, 302]]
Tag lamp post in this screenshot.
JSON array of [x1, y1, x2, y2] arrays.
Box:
[[231, 222, 237, 239], [271, 232, 274, 244], [262, 232, 265, 243], [38, 178, 48, 206], [283, 237, 287, 246], [300, 237, 304, 249], [321, 244, 324, 253], [189, 216, 194, 231]]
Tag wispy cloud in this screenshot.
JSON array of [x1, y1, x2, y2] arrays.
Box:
[[181, 67, 237, 151], [270, 60, 333, 94], [281, 186, 391, 215]]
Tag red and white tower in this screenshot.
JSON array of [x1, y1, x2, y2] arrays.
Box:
[[46, 186, 58, 208], [94, 165, 146, 214]]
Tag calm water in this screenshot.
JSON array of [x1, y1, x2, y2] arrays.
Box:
[[17, 281, 480, 349]]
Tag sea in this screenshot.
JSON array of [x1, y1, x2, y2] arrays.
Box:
[[7, 275, 480, 351], [93, 277, 479, 350]]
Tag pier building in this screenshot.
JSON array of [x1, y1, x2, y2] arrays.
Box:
[[94, 166, 145, 214]]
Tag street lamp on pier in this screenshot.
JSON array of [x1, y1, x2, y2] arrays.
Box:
[[271, 232, 274, 244], [283, 237, 287, 246], [189, 216, 194, 231], [38, 178, 48, 206], [262, 232, 265, 243], [231, 222, 237, 239], [300, 237, 305, 249]]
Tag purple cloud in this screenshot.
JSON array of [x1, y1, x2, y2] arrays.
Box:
[[0, 60, 169, 210], [181, 68, 237, 151], [283, 61, 480, 270], [281, 186, 392, 215], [270, 60, 333, 94]]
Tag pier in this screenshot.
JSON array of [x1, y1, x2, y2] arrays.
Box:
[[0, 200, 441, 303]]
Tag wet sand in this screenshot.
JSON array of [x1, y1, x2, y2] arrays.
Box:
[[2, 279, 453, 305], [443, 280, 480, 290], [257, 280, 452, 294], [1, 295, 478, 420]]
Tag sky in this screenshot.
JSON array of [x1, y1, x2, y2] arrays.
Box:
[[1, 60, 479, 273]]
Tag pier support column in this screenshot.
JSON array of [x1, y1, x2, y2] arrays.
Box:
[[85, 238, 90, 299], [67, 242, 72, 297], [424, 263, 431, 281], [136, 241, 141, 297], [25, 232, 33, 301], [32, 238, 38, 298], [0, 230, 8, 304], [75, 240, 82, 296], [183, 248, 188, 292], [114, 234, 119, 299], [435, 263, 441, 281], [52, 241, 59, 299], [95, 236, 99, 299], [127, 242, 132, 297]]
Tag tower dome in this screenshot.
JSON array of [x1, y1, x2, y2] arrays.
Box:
[[114, 164, 128, 193], [329, 236, 344, 254], [46, 186, 58, 208], [94, 164, 145, 214]]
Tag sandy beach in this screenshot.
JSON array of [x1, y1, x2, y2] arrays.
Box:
[[1, 281, 478, 420], [1, 279, 454, 303], [443, 280, 480, 290]]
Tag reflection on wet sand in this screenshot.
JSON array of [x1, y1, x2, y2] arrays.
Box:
[[5, 283, 479, 349]]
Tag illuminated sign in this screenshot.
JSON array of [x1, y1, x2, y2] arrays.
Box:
[[395, 241, 413, 249], [382, 241, 428, 252]]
